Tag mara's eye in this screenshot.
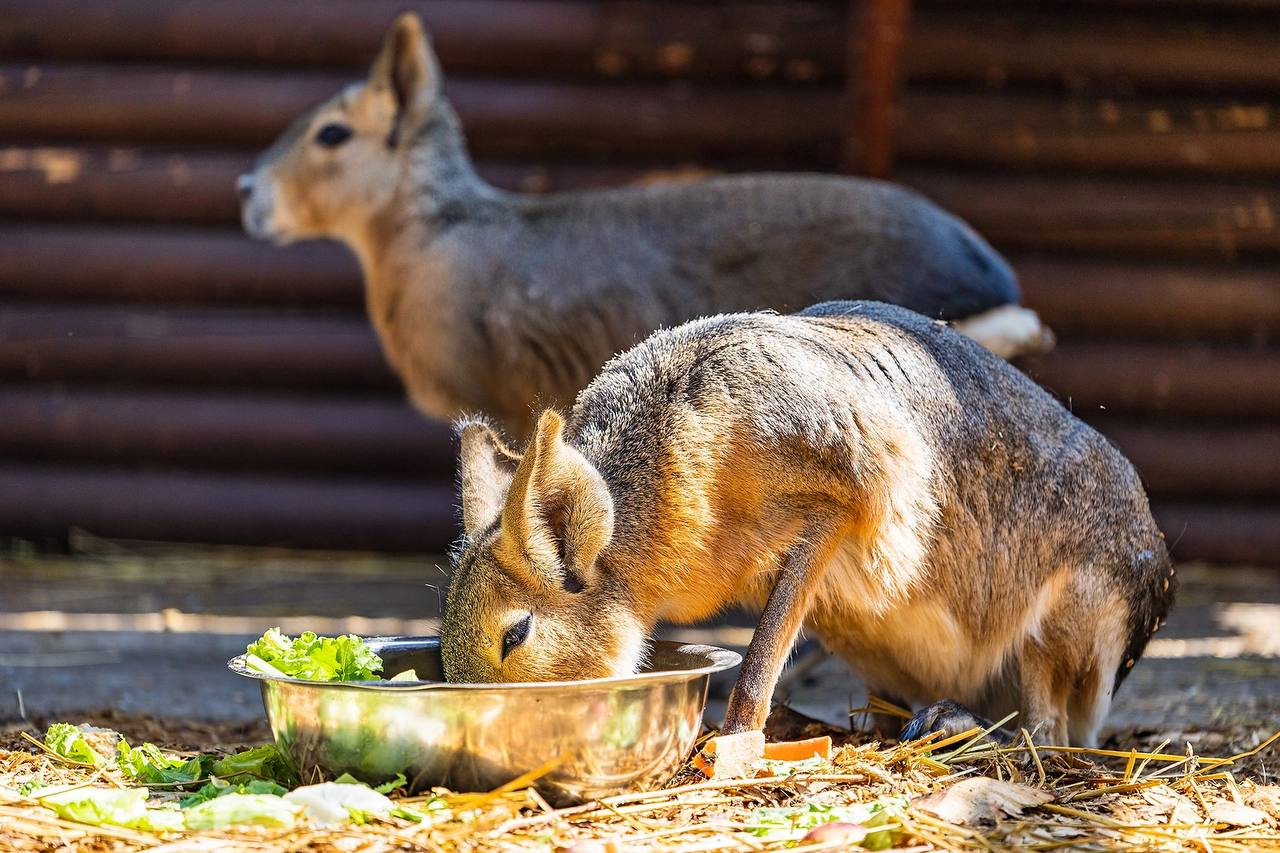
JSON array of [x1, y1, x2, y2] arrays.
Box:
[[501, 614, 532, 661], [314, 123, 353, 147]]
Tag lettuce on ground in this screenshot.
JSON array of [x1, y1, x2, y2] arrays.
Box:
[[183, 793, 299, 829], [38, 787, 185, 832], [43, 724, 104, 766], [179, 777, 288, 808]]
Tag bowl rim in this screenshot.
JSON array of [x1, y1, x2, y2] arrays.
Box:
[[228, 635, 741, 692]]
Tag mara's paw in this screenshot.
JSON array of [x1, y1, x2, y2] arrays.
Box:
[[900, 700, 1008, 744]]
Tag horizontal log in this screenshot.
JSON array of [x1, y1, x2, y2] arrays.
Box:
[[0, 224, 362, 305], [0, 463, 457, 551], [3, 2, 1278, 93], [1028, 342, 1280, 418], [899, 91, 1280, 177], [901, 169, 1280, 259], [4, 303, 1280, 420], [0, 146, 248, 224], [0, 386, 450, 478], [1090, 418, 1280, 499], [0, 64, 842, 157], [906, 8, 1280, 93], [0, 0, 846, 83], [9, 64, 1280, 178], [1017, 258, 1280, 341], [0, 303, 399, 392], [1152, 503, 1280, 566]]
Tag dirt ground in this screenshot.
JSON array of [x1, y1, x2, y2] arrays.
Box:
[[1, 542, 1277, 769]]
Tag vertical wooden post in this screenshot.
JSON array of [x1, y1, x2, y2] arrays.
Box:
[[843, 0, 912, 178]]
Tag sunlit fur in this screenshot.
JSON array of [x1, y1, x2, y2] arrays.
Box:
[[441, 303, 1173, 744], [240, 13, 1051, 441], [441, 413, 647, 683]]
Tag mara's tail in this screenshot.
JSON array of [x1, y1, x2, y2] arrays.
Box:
[[950, 305, 1056, 360]]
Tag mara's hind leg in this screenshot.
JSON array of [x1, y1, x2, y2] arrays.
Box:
[[1066, 611, 1128, 748], [1066, 665, 1113, 749], [1023, 586, 1130, 746], [1017, 642, 1071, 745]]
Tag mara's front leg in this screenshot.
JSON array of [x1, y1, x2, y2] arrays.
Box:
[[722, 515, 843, 734]]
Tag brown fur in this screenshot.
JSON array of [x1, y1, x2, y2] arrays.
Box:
[[240, 14, 1051, 440], [440, 302, 1173, 745]]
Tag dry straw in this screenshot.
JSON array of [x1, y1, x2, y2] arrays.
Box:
[[2, 717, 1278, 852]]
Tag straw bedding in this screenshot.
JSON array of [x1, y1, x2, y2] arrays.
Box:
[[2, 707, 1278, 852]]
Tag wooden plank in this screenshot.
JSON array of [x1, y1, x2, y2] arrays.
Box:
[[843, 0, 911, 177], [0, 386, 450, 478], [0, 463, 457, 551], [0, 64, 842, 156], [906, 7, 1280, 93], [1153, 503, 1280, 566], [1028, 341, 1280, 418], [1017, 258, 1280, 341], [903, 169, 1280, 259], [898, 91, 1280, 177], [0, 146, 248, 223], [1092, 418, 1280, 499], [0, 304, 398, 391], [0, 224, 362, 305]]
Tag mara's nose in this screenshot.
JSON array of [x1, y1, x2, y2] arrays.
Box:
[[236, 173, 254, 202]]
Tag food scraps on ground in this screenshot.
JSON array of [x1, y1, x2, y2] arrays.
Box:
[[4, 715, 1279, 851], [694, 732, 833, 780]]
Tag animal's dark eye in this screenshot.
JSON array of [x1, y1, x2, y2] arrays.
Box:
[[502, 614, 532, 661], [314, 123, 353, 147]]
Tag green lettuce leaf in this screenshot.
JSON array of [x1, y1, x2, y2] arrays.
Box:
[[116, 740, 207, 785], [182, 793, 298, 829], [117, 740, 295, 789], [207, 744, 297, 787], [244, 628, 383, 682], [179, 777, 288, 808], [39, 787, 185, 832], [373, 773, 407, 795], [44, 724, 103, 766]]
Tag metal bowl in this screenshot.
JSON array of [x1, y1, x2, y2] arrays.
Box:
[[228, 636, 740, 803]]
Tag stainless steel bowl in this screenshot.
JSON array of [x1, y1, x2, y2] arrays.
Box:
[[228, 636, 740, 803]]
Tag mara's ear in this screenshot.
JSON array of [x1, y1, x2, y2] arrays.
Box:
[[369, 12, 441, 141], [457, 419, 521, 536], [502, 410, 614, 591]]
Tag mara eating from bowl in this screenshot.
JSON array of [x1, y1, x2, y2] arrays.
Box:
[[228, 636, 740, 803]]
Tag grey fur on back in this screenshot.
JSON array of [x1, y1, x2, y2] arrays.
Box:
[[568, 301, 1171, 698], [416, 142, 1018, 434]]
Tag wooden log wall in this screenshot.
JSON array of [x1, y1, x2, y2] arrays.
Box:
[[1, 0, 1278, 562]]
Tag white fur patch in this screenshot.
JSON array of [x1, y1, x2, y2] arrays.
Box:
[[953, 306, 1051, 359], [612, 613, 651, 676]]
